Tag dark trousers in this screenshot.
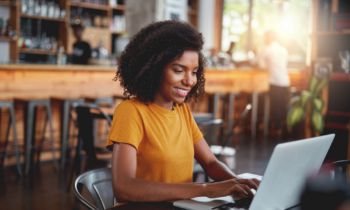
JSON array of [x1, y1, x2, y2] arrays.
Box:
[[269, 85, 289, 129]]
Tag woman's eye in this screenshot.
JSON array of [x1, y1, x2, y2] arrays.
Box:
[[174, 70, 183, 73], [192, 72, 197, 75]]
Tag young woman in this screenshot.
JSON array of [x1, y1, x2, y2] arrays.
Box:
[[106, 20, 260, 203]]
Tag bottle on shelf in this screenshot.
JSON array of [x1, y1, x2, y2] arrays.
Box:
[[54, 4, 60, 19], [27, 0, 34, 15], [1, 19, 7, 36], [60, 9, 66, 19], [21, 0, 28, 13], [18, 32, 24, 48], [34, 0, 41, 15], [47, 1, 55, 18], [40, 0, 47, 17]]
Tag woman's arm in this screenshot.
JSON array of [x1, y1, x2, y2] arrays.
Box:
[[111, 142, 257, 202], [194, 138, 260, 186]]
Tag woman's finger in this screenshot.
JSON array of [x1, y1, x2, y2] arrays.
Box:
[[232, 184, 249, 197], [237, 179, 258, 190], [239, 184, 255, 197], [252, 178, 261, 186]]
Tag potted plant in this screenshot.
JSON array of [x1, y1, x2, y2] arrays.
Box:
[[286, 76, 329, 135]]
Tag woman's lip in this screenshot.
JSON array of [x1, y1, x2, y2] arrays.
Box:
[[174, 88, 188, 97]]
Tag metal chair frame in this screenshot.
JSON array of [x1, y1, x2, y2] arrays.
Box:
[[72, 168, 116, 210]]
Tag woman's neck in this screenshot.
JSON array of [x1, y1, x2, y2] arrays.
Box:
[[153, 93, 173, 111]]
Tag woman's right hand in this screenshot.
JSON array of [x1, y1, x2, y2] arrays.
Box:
[[204, 178, 260, 198]]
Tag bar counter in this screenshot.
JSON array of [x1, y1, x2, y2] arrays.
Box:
[[0, 64, 307, 99], [0, 64, 307, 166]]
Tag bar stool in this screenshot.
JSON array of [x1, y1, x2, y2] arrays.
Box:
[[208, 93, 238, 133], [51, 97, 84, 170], [15, 98, 58, 175], [0, 100, 22, 176], [84, 96, 114, 145]]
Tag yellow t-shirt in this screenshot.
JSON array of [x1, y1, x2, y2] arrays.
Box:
[[106, 97, 203, 184]]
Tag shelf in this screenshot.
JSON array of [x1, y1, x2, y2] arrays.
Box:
[[20, 14, 66, 22], [69, 1, 110, 11], [313, 31, 350, 35], [19, 49, 57, 55], [110, 5, 125, 11], [0, 36, 17, 42], [187, 9, 197, 15], [0, 1, 16, 6]]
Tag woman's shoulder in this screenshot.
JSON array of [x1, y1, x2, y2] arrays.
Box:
[[116, 97, 147, 112]]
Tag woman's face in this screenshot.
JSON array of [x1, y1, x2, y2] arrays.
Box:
[[154, 50, 198, 108]]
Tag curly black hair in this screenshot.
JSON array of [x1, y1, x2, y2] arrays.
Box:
[[113, 20, 206, 104]]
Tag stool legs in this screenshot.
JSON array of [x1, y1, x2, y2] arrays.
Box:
[[25, 103, 35, 175], [251, 91, 259, 139], [60, 98, 84, 170], [10, 104, 22, 176], [60, 100, 70, 170], [227, 93, 235, 132], [46, 103, 58, 171], [24, 101, 57, 175], [263, 93, 270, 138], [92, 97, 113, 145]]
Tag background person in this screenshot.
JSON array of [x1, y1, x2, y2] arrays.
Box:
[[237, 30, 290, 135], [71, 19, 91, 65], [106, 20, 260, 203]]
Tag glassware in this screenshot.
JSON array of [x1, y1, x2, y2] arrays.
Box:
[[47, 1, 55, 18], [339, 50, 350, 73], [34, 0, 41, 15], [54, 4, 60, 18], [40, 0, 47, 17], [21, 0, 28, 13], [27, 0, 34, 15]]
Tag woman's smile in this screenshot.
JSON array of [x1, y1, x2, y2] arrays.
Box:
[[153, 50, 199, 110]]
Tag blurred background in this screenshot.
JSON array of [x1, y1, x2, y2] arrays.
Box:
[[1, 0, 350, 209]]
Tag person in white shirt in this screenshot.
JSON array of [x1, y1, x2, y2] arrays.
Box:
[[237, 30, 290, 133]]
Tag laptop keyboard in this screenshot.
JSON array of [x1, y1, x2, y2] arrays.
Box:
[[211, 197, 252, 210]]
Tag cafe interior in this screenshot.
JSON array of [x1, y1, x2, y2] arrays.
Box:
[[1, 0, 350, 209]]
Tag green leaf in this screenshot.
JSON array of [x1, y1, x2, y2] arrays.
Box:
[[288, 96, 301, 107], [309, 76, 318, 93], [313, 98, 324, 111], [311, 110, 324, 133], [301, 91, 313, 107], [314, 78, 329, 96], [286, 106, 304, 129]]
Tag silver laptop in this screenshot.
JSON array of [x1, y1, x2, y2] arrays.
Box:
[[174, 134, 335, 210]]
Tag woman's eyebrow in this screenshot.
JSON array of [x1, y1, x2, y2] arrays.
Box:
[[172, 63, 199, 70], [172, 63, 186, 68]]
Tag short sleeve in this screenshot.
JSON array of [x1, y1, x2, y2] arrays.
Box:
[[184, 104, 203, 144], [106, 101, 144, 151]]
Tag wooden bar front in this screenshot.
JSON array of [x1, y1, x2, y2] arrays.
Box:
[[0, 64, 307, 166]]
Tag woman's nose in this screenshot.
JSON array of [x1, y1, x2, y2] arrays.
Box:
[[182, 73, 195, 86]]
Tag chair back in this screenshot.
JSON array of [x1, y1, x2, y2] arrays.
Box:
[[71, 103, 112, 160], [72, 168, 116, 210]]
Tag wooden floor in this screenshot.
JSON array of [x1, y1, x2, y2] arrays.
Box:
[[0, 134, 291, 210]]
